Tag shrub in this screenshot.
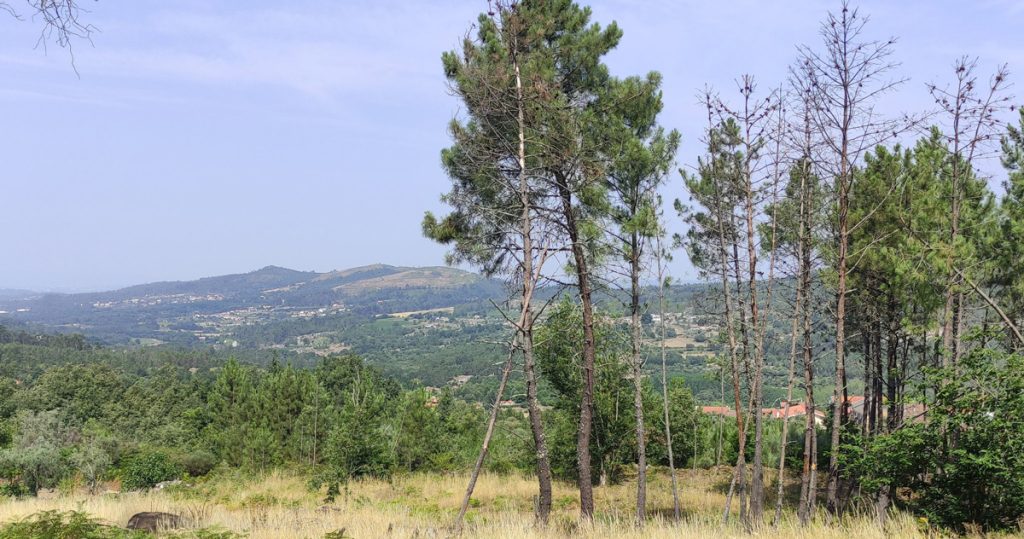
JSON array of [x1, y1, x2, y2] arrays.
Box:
[[853, 349, 1024, 531], [0, 510, 244, 539], [120, 449, 182, 491], [176, 450, 217, 478], [0, 510, 148, 538]]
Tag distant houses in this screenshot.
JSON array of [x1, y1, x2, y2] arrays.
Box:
[[700, 405, 736, 418], [699, 395, 926, 428], [700, 399, 826, 426], [762, 401, 827, 427]]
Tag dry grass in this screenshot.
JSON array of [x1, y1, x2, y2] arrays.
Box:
[[0, 468, 992, 538]]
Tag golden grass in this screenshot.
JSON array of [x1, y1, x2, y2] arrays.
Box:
[[0, 468, 999, 538]]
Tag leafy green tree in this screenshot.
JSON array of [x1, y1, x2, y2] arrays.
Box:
[[0, 410, 69, 495], [71, 440, 111, 494], [425, 1, 562, 520], [393, 389, 444, 472], [990, 109, 1024, 337], [21, 363, 126, 426], [119, 449, 181, 491], [313, 356, 395, 500], [852, 348, 1024, 531], [205, 358, 253, 467], [647, 378, 699, 468], [536, 299, 635, 485]]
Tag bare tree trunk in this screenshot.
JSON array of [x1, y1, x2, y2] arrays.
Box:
[[707, 129, 749, 527], [826, 104, 851, 517], [775, 268, 803, 527], [655, 235, 681, 521], [743, 109, 765, 527], [630, 234, 647, 525], [796, 152, 817, 527], [717, 366, 725, 467], [454, 345, 517, 534], [861, 329, 873, 437], [557, 173, 597, 520], [748, 88, 785, 526], [795, 4, 908, 516], [514, 55, 553, 524], [523, 328, 553, 523]]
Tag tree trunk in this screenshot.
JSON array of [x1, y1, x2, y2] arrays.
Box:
[[826, 126, 850, 516], [557, 175, 597, 520], [656, 235, 682, 521], [630, 235, 647, 525], [454, 346, 518, 534], [775, 272, 803, 527], [517, 53, 553, 524], [715, 192, 748, 527], [797, 161, 817, 525]]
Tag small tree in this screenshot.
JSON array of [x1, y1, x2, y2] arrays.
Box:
[[0, 410, 69, 496], [71, 441, 110, 494], [120, 449, 181, 491]]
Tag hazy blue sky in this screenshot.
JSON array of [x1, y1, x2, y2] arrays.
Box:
[[1, 0, 1021, 291]]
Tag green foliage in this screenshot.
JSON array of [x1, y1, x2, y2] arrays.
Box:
[[120, 449, 182, 491], [71, 440, 112, 493], [176, 450, 217, 478], [646, 378, 701, 467], [0, 510, 149, 539], [0, 410, 69, 495], [536, 300, 639, 483], [992, 109, 1024, 326], [852, 348, 1024, 531]]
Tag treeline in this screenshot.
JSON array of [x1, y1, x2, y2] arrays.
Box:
[[0, 327, 790, 502]]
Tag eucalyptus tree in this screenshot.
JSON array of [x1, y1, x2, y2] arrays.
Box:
[[603, 73, 679, 523]]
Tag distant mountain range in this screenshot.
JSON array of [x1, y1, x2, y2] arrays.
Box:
[[0, 264, 504, 345]]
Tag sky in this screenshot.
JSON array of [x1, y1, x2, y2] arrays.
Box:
[[1, 0, 1022, 291]]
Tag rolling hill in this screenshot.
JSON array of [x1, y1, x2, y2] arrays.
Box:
[[0, 264, 505, 346]]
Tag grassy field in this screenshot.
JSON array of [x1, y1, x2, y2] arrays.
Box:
[[0, 468, 981, 538]]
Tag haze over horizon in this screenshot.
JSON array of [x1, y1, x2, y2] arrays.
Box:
[[3, 0, 1022, 291]]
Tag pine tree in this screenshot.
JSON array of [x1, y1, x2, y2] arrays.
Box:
[[604, 73, 680, 523]]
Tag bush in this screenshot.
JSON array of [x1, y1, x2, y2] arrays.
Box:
[[854, 349, 1024, 531], [176, 450, 217, 478], [120, 449, 182, 491], [0, 510, 148, 538], [0, 510, 244, 539], [0, 480, 29, 497]]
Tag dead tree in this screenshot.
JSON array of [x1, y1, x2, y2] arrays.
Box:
[[796, 1, 907, 514], [928, 59, 1013, 366], [2, 0, 97, 70]]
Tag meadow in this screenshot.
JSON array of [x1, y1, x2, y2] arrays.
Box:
[[0, 468, 969, 539]]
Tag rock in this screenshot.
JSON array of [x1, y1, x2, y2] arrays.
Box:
[[126, 512, 186, 533], [153, 480, 183, 490]]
